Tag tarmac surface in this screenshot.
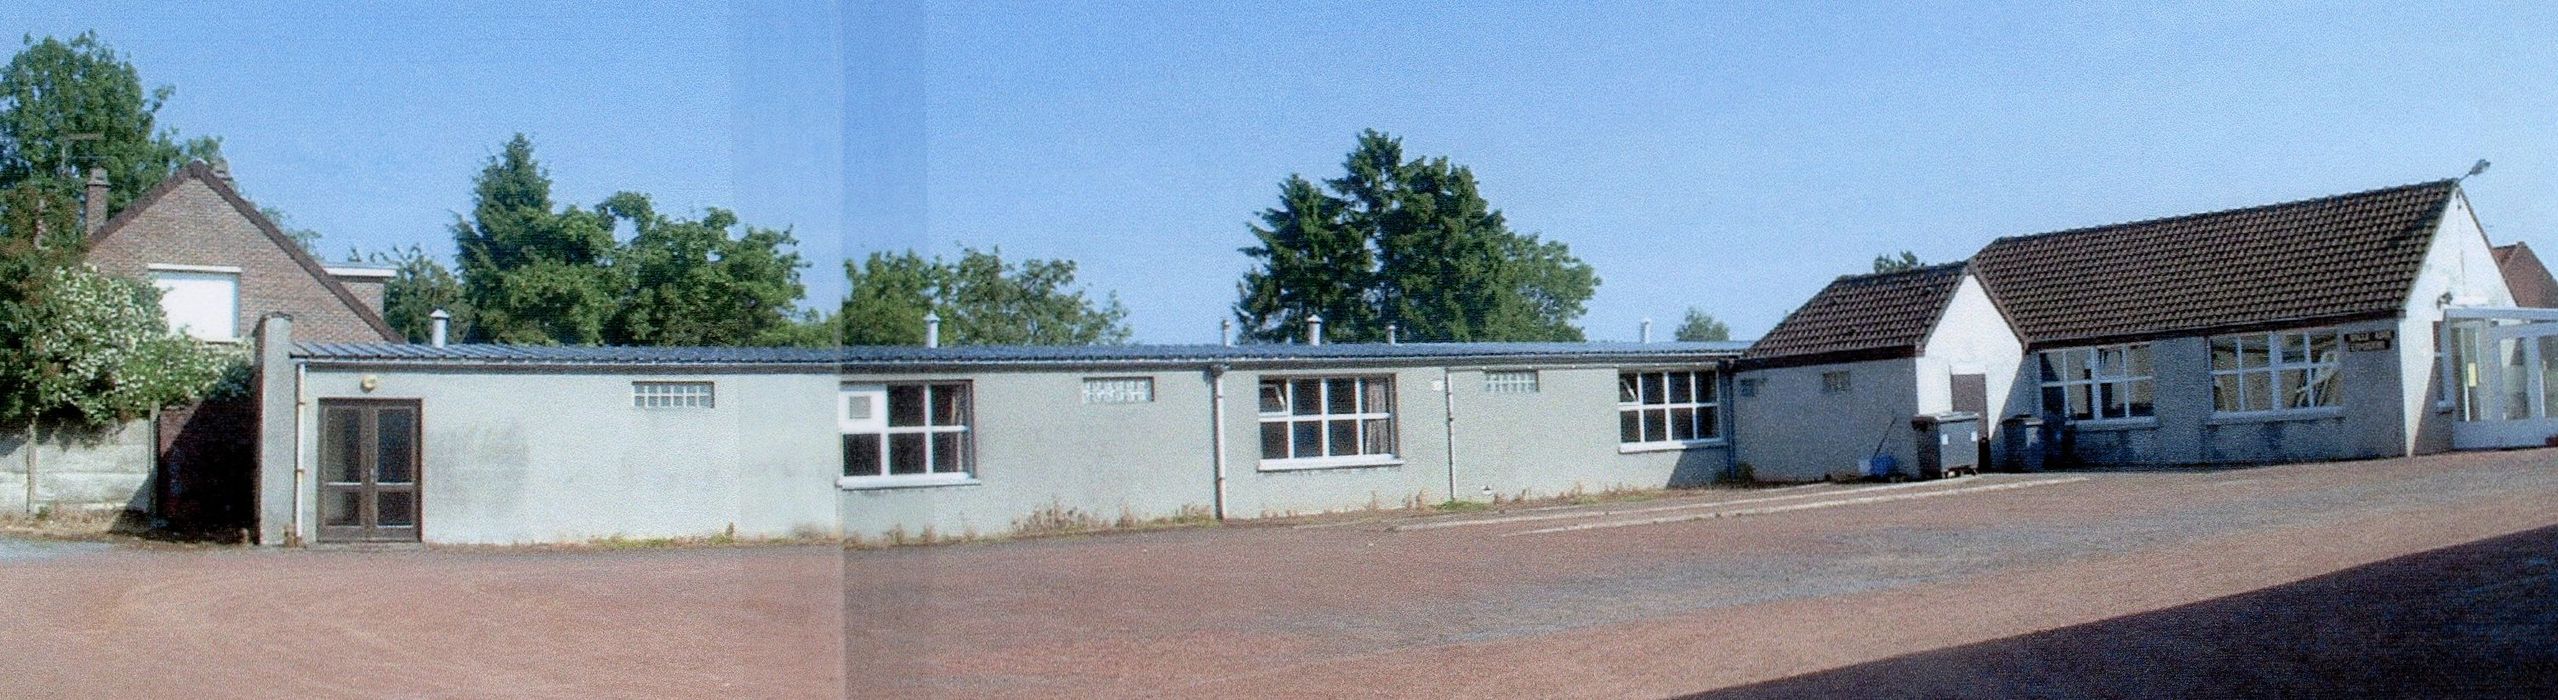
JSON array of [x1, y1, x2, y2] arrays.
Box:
[[4, 449, 2556, 697]]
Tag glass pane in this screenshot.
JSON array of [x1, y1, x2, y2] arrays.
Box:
[[2309, 365, 2342, 408], [2096, 347, 2124, 378], [2100, 382, 2125, 419], [1699, 406, 1720, 439], [1261, 422, 1288, 460], [2039, 353, 2063, 382], [2071, 349, 2094, 381], [888, 433, 927, 474], [888, 386, 925, 427], [2130, 380, 2155, 417], [2211, 338, 2239, 371], [376, 491, 415, 528], [2068, 385, 2092, 421], [1619, 375, 1640, 403], [1697, 372, 1718, 402], [1259, 381, 1286, 414], [2279, 369, 2306, 409], [2308, 333, 2341, 366], [1362, 378, 1390, 413], [2244, 372, 2272, 412], [1327, 419, 1358, 456], [2129, 345, 2152, 377], [376, 408, 415, 484], [1292, 421, 1321, 458], [1643, 409, 1667, 442], [323, 488, 360, 527], [1620, 410, 1641, 443], [1326, 378, 1358, 415], [930, 385, 967, 426], [2277, 334, 2308, 365], [2508, 339, 2534, 421], [1361, 418, 1393, 455], [1670, 408, 1697, 441], [843, 434, 881, 477], [1292, 380, 1322, 416], [1641, 373, 1666, 405], [2215, 374, 2240, 412], [930, 432, 967, 474], [2041, 386, 2065, 417], [2239, 335, 2269, 369], [322, 407, 362, 483], [1668, 373, 1694, 404]]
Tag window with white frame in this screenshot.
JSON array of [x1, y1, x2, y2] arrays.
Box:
[[1257, 376, 1396, 466], [632, 381, 714, 409], [1820, 371, 1851, 394], [2038, 344, 2154, 421], [1619, 370, 1720, 445], [2212, 329, 2343, 413], [840, 383, 973, 482], [1483, 370, 1539, 394], [1081, 377, 1154, 404]]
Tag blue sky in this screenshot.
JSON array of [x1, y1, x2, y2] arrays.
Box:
[[11, 1, 2558, 343]]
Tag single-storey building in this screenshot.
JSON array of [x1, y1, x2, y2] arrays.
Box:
[[249, 315, 1744, 545]]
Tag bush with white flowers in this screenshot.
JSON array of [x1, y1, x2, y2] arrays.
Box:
[[2, 265, 242, 429]]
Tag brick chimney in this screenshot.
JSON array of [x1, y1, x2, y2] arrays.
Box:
[[82, 168, 108, 235]]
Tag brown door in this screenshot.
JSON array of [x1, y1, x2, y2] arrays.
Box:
[[317, 399, 421, 543], [1952, 373, 1988, 415]]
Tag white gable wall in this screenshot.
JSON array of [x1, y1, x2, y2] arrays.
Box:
[[1915, 275, 2024, 420], [2401, 190, 2515, 454]]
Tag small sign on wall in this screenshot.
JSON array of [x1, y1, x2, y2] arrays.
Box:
[[2347, 330, 2394, 352]]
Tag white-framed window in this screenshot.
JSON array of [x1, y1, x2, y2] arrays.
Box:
[[840, 382, 973, 485], [1257, 376, 1397, 468], [148, 264, 241, 341], [632, 381, 714, 409], [1081, 377, 1155, 404], [1483, 370, 1540, 394], [2212, 329, 2343, 413], [2039, 343, 2154, 421], [1619, 370, 1720, 445], [1820, 371, 1851, 394]]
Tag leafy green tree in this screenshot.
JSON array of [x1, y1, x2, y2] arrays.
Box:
[[1674, 307, 1730, 342], [1236, 130, 1598, 343], [369, 244, 469, 344], [450, 134, 617, 344], [1873, 250, 1923, 273], [838, 247, 1129, 346], [0, 32, 220, 226], [598, 192, 807, 346], [0, 264, 236, 429]]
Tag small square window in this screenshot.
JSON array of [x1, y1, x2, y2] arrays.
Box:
[[1082, 377, 1155, 404], [1737, 378, 1761, 398], [633, 381, 714, 409], [1483, 370, 1539, 394], [1820, 371, 1851, 394]]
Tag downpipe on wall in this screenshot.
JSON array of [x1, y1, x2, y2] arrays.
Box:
[[289, 360, 306, 547], [1207, 364, 1229, 521], [1443, 367, 1457, 504]]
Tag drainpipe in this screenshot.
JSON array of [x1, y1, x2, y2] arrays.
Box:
[[290, 360, 307, 546], [1443, 367, 1458, 503], [923, 312, 941, 348], [1207, 364, 1230, 521], [1306, 314, 1324, 346]]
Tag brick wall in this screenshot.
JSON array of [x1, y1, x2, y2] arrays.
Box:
[[86, 176, 396, 343]]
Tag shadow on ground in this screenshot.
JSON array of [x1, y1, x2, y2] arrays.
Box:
[[1682, 524, 2558, 699]]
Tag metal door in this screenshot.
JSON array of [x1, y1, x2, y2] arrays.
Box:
[[316, 399, 421, 542]]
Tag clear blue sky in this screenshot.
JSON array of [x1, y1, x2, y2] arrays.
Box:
[[11, 1, 2558, 343]]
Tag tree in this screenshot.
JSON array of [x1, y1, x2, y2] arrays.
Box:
[[1235, 130, 1599, 343], [0, 264, 236, 429], [838, 247, 1130, 346], [1674, 307, 1730, 342], [1873, 250, 1923, 273], [450, 134, 617, 344], [370, 245, 468, 344], [0, 32, 220, 228], [599, 192, 808, 346]]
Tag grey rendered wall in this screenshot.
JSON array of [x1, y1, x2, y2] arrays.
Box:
[[1733, 358, 1920, 482], [836, 368, 1217, 540], [292, 367, 841, 545], [0, 419, 154, 515], [2042, 318, 2408, 466], [1445, 365, 1730, 499], [1220, 366, 1451, 516]]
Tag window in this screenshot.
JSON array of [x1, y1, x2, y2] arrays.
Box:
[[2212, 330, 2343, 413], [840, 383, 973, 483], [1257, 376, 1396, 467], [1820, 371, 1851, 394], [1483, 370, 1540, 394], [148, 265, 240, 341], [2039, 344, 2154, 421], [632, 381, 714, 409], [1619, 370, 1720, 445], [1081, 377, 1155, 404], [1736, 378, 1761, 398]]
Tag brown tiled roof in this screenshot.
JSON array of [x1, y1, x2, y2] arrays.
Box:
[[2494, 242, 2558, 308], [1971, 180, 2458, 348], [1741, 262, 1968, 368]]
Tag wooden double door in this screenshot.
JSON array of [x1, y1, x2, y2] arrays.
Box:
[[317, 399, 421, 543]]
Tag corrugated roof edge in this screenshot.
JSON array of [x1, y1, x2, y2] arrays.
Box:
[[292, 340, 1753, 369]]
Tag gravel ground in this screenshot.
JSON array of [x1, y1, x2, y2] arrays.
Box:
[[3, 449, 2555, 698]]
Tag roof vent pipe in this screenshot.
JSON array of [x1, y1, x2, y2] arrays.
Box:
[[1220, 318, 1234, 347], [1639, 318, 1653, 344], [923, 311, 942, 348], [1306, 314, 1324, 346], [1386, 323, 1399, 345], [429, 309, 450, 347]]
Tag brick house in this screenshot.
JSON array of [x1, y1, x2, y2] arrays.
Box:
[[77, 160, 397, 529]]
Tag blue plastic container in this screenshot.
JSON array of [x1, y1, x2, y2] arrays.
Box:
[[1860, 454, 1899, 479]]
